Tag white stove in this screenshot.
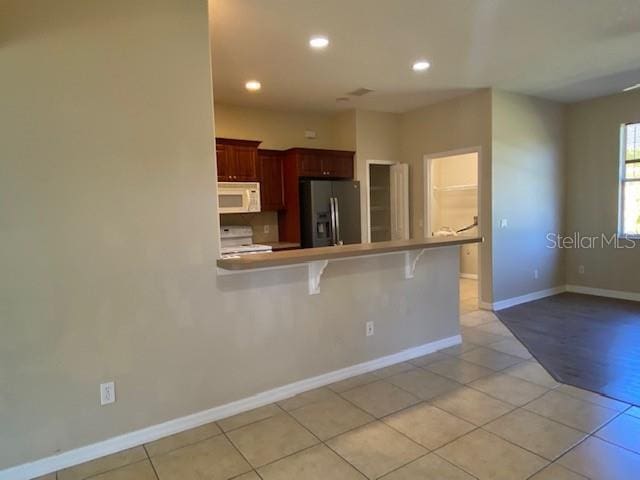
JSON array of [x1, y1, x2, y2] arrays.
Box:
[[220, 226, 272, 258]]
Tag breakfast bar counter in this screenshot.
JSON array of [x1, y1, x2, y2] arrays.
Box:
[[217, 236, 483, 294]]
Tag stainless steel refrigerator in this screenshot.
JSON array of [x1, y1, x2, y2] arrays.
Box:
[[300, 180, 361, 248]]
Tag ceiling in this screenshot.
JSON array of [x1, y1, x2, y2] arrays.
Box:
[[211, 0, 640, 113]]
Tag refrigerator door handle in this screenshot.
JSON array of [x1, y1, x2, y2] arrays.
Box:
[[329, 197, 337, 246], [335, 197, 342, 245]]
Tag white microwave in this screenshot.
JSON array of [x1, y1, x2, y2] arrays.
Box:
[[218, 182, 261, 214]]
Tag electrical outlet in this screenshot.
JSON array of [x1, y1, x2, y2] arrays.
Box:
[[500, 218, 508, 228], [578, 265, 585, 275], [365, 321, 374, 337], [100, 382, 115, 406], [263, 225, 270, 234], [534, 269, 539, 279]]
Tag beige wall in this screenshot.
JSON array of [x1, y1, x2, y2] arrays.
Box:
[[491, 91, 566, 301], [565, 90, 640, 292], [400, 90, 493, 303], [331, 110, 357, 151], [213, 103, 344, 150], [0, 0, 461, 471]]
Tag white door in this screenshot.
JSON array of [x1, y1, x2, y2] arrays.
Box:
[[390, 163, 410, 240]]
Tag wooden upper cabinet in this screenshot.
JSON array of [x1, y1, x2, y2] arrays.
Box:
[[287, 148, 355, 179], [322, 152, 354, 179], [258, 149, 285, 211], [298, 152, 324, 177], [215, 138, 261, 182]]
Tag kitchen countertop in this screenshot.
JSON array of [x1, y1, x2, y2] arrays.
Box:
[[218, 236, 482, 271], [264, 241, 301, 251]]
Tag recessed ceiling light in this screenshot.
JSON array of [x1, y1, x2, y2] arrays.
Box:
[[412, 60, 431, 72], [245, 80, 261, 92], [309, 36, 329, 49], [623, 83, 640, 92]]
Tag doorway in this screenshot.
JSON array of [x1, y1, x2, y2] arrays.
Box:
[[424, 149, 481, 313], [366, 160, 409, 242]]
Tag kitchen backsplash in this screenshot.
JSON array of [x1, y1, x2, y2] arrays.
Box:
[[220, 211, 279, 243]]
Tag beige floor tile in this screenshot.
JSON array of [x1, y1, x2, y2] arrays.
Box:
[[232, 472, 261, 480], [340, 380, 419, 418], [226, 413, 318, 467], [626, 406, 640, 418], [486, 338, 532, 359], [458, 347, 523, 371], [258, 444, 365, 480], [145, 422, 221, 457], [90, 460, 157, 480], [288, 396, 373, 440], [595, 413, 640, 453], [469, 373, 548, 406], [277, 387, 340, 411], [32, 474, 56, 480], [475, 320, 513, 336], [381, 453, 474, 479], [502, 361, 559, 388], [525, 390, 619, 433], [460, 311, 495, 328], [383, 403, 475, 450], [484, 409, 587, 460], [386, 369, 460, 400], [430, 386, 514, 425], [426, 357, 494, 384], [371, 362, 416, 378], [58, 447, 147, 480], [555, 384, 630, 411], [460, 304, 476, 315], [558, 436, 640, 480], [327, 372, 379, 393], [529, 463, 588, 480], [436, 429, 548, 480], [151, 435, 251, 480], [408, 351, 449, 367], [217, 404, 282, 432], [461, 327, 505, 346], [326, 421, 426, 479], [440, 342, 478, 356]]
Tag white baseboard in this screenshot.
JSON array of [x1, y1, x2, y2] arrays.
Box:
[[459, 273, 478, 280], [478, 301, 494, 311], [566, 284, 640, 302], [0, 334, 461, 480], [489, 285, 567, 311]]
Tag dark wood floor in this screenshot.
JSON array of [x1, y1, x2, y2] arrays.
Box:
[[496, 292, 640, 406]]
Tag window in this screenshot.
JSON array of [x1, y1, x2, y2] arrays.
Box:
[[620, 123, 640, 237]]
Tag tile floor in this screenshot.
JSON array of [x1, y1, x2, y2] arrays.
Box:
[[36, 306, 640, 480], [460, 278, 479, 314]]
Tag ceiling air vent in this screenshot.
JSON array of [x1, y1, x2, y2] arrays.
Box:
[[347, 87, 374, 97]]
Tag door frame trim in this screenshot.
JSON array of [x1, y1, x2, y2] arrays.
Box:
[[365, 159, 396, 243], [423, 147, 483, 301]]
